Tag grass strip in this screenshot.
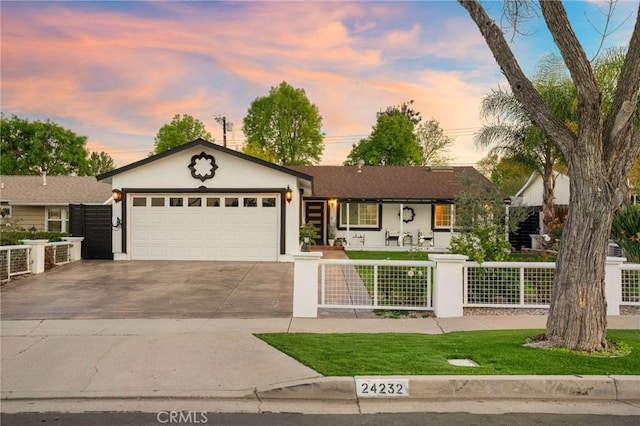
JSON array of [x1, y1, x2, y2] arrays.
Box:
[[256, 329, 639, 376]]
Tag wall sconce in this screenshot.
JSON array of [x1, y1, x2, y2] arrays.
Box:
[[301, 231, 310, 252], [285, 186, 293, 203], [112, 189, 123, 203], [112, 217, 122, 230], [328, 198, 337, 207]]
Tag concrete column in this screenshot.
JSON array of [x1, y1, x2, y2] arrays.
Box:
[[605, 256, 626, 316], [292, 252, 323, 318], [430, 254, 468, 318], [20, 240, 48, 274], [62, 237, 84, 261]]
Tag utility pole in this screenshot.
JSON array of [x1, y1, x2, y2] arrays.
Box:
[[214, 116, 233, 148]]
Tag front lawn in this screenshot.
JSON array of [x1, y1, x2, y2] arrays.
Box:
[[256, 330, 638, 376]]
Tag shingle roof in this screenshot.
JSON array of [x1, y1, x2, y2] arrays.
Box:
[[0, 175, 112, 205], [287, 166, 496, 201]]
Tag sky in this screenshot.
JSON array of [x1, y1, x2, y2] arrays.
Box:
[[1, 0, 637, 169]]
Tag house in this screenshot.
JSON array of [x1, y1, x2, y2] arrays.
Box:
[[288, 164, 493, 250], [509, 171, 570, 250], [0, 175, 112, 232], [97, 139, 496, 262]]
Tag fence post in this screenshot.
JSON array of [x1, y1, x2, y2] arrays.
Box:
[[292, 252, 323, 318], [62, 237, 84, 261], [605, 256, 626, 316], [430, 254, 468, 318], [20, 240, 48, 274]]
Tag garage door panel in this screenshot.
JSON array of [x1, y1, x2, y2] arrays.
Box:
[[130, 194, 279, 261]]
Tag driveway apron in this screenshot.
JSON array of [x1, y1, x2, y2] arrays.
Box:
[[0, 260, 293, 320]]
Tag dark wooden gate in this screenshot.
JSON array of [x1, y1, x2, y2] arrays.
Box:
[[509, 207, 540, 251], [69, 204, 113, 259], [304, 201, 325, 245]]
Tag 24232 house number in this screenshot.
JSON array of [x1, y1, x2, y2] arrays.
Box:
[[355, 379, 409, 397]]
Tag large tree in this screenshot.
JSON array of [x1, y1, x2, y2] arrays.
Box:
[[242, 81, 324, 165], [0, 113, 90, 175], [416, 118, 455, 166], [87, 151, 116, 175], [345, 111, 422, 166], [151, 114, 213, 155], [459, 1, 640, 351]]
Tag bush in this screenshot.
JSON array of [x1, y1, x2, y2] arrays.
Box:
[[449, 224, 511, 263], [0, 230, 69, 246], [299, 222, 317, 245], [611, 204, 640, 263]]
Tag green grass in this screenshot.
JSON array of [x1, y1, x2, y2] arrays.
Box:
[[256, 330, 639, 376]]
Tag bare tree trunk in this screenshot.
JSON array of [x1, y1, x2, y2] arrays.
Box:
[[545, 165, 614, 351]]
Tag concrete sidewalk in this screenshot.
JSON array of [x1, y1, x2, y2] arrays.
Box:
[[1, 315, 639, 414]]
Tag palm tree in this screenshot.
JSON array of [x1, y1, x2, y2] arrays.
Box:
[[475, 55, 570, 233]]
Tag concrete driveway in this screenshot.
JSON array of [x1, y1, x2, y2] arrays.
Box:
[[0, 260, 293, 320]]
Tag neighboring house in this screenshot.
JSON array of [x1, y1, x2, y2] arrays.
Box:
[[97, 139, 497, 262], [0, 175, 112, 232], [509, 171, 570, 250]]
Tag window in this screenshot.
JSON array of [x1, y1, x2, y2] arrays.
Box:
[[188, 197, 202, 207], [206, 197, 220, 207], [169, 197, 183, 207], [243, 197, 258, 207], [133, 197, 147, 207], [262, 197, 276, 208], [46, 207, 68, 232], [151, 197, 165, 207], [0, 206, 11, 219], [225, 197, 239, 207], [434, 204, 453, 228], [339, 203, 379, 228]]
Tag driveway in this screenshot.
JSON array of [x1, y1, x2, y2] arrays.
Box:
[[0, 260, 293, 320]]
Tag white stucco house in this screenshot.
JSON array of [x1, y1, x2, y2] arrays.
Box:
[[513, 171, 570, 207], [97, 139, 497, 262]]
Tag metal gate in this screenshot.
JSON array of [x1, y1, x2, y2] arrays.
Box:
[[69, 204, 113, 259]]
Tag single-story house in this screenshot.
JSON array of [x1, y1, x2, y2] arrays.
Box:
[[508, 171, 570, 250], [97, 139, 496, 262], [0, 175, 112, 232]]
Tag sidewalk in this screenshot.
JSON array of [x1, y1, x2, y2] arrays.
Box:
[[1, 315, 639, 414]]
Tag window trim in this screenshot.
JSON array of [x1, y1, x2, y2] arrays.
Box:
[[45, 206, 68, 232], [336, 202, 382, 231]]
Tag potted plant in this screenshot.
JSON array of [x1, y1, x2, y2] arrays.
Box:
[[328, 224, 336, 246]]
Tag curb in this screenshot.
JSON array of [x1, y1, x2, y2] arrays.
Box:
[[257, 375, 640, 402]]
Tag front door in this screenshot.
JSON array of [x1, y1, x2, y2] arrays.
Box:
[[304, 201, 325, 245]]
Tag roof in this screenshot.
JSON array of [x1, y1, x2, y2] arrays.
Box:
[[287, 165, 497, 201], [0, 175, 112, 205], [97, 138, 313, 183]]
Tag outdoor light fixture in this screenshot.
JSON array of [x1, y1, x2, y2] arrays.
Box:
[[30, 225, 37, 240], [285, 186, 293, 203], [328, 198, 337, 207], [112, 189, 123, 203], [302, 231, 310, 252]]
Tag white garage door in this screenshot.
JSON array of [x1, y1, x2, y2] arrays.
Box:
[[130, 194, 279, 261]]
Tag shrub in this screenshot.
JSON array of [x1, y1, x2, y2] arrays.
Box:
[[611, 204, 640, 263], [299, 222, 317, 245], [0, 230, 68, 246], [449, 224, 512, 263]]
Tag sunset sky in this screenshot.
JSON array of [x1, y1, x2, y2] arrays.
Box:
[[1, 1, 637, 168]]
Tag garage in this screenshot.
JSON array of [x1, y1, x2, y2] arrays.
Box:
[[96, 139, 312, 262], [130, 193, 280, 261]]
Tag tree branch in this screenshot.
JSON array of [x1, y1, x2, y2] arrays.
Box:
[[604, 5, 640, 169], [539, 1, 602, 131], [458, 0, 577, 156]]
